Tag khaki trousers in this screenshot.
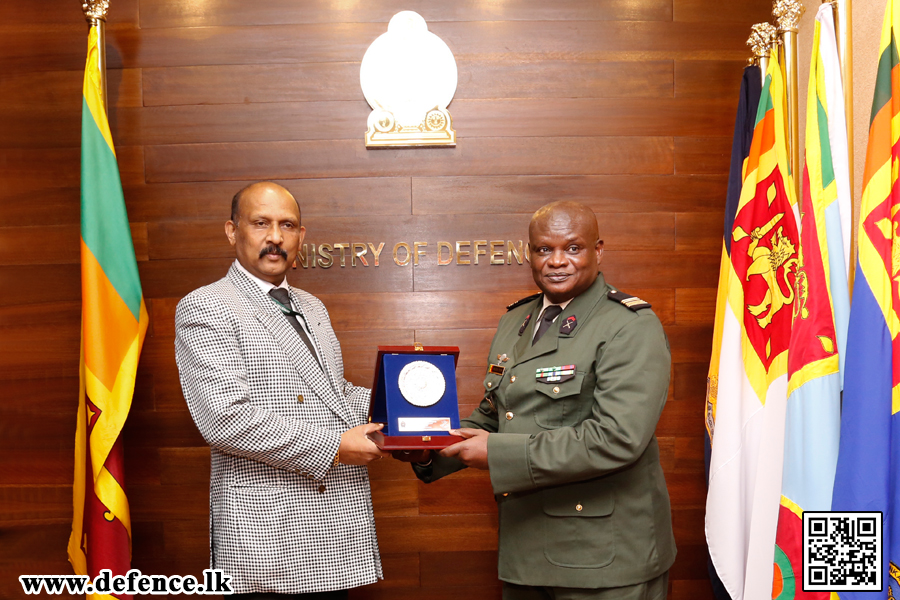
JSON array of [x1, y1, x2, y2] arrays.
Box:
[[502, 571, 668, 600]]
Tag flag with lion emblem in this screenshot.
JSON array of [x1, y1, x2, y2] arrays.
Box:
[[705, 46, 800, 600]]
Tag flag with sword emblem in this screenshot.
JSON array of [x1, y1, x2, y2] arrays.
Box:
[[705, 46, 800, 600], [705, 62, 762, 600], [67, 23, 149, 596], [831, 0, 900, 597], [772, 5, 852, 599]]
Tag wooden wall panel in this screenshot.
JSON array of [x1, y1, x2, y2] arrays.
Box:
[[143, 60, 675, 106], [138, 0, 673, 28], [6, 97, 737, 148], [144, 137, 675, 182], [0, 68, 142, 109], [675, 60, 747, 98], [0, 0, 775, 597], [413, 175, 730, 214]]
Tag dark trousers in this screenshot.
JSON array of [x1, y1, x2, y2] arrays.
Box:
[[232, 591, 348, 600]]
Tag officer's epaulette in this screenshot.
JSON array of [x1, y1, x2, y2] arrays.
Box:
[[506, 293, 541, 311], [608, 290, 652, 312]]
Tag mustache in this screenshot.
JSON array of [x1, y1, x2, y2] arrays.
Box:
[[259, 245, 288, 259]]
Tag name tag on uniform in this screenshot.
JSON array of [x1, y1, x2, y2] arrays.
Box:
[[535, 365, 576, 383]]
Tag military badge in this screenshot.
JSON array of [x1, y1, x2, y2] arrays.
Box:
[[488, 353, 509, 376], [518, 313, 532, 336], [535, 365, 576, 383], [560, 315, 577, 333]]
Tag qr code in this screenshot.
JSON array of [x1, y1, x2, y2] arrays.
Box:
[[803, 511, 882, 591]]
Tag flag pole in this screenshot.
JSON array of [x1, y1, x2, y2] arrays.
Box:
[[831, 0, 855, 290], [775, 0, 804, 201], [747, 22, 778, 86], [82, 0, 108, 110]]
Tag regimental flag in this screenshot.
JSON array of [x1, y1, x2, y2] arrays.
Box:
[[774, 5, 851, 599], [705, 46, 800, 600], [67, 24, 149, 597], [831, 0, 900, 597], [705, 63, 762, 600]]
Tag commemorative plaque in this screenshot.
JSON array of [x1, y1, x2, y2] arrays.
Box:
[[369, 345, 463, 450]]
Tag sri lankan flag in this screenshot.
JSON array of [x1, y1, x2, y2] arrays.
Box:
[[705, 46, 800, 600], [831, 0, 900, 597], [67, 24, 149, 595], [773, 5, 852, 599], [704, 63, 761, 600]]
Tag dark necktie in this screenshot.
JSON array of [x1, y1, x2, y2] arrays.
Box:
[[533, 305, 563, 345], [268, 287, 322, 369]]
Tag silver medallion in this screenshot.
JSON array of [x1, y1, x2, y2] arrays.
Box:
[[398, 360, 446, 407]]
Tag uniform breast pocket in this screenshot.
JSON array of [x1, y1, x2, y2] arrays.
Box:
[[541, 479, 615, 569], [533, 372, 585, 429]]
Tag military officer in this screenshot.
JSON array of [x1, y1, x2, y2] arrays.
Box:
[[397, 201, 675, 600]]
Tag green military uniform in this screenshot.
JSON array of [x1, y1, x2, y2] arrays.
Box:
[[415, 273, 676, 591]]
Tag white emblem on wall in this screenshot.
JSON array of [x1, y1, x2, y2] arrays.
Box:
[[360, 11, 457, 147]]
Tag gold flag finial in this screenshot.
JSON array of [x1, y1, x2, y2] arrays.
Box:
[[773, 0, 804, 33], [747, 22, 778, 61], [82, 0, 109, 23]]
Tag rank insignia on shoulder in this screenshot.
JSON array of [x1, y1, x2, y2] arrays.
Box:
[[507, 293, 540, 311], [608, 290, 652, 311]]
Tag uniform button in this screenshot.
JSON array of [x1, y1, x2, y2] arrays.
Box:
[[553, 386, 560, 394], [297, 394, 304, 403], [487, 381, 493, 388], [575, 504, 583, 512], [506, 411, 514, 420], [502, 493, 509, 497], [318, 484, 326, 493], [510, 375, 516, 383]]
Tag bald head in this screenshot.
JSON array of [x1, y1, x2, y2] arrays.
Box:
[[225, 181, 306, 285], [529, 201, 600, 245], [231, 181, 301, 224], [528, 201, 604, 303]]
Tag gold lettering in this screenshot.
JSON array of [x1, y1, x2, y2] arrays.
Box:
[[298, 244, 313, 268], [437, 241, 453, 265], [473, 240, 487, 265], [456, 241, 471, 265], [368, 242, 384, 266], [393, 242, 411, 266], [333, 243, 349, 267], [489, 240, 505, 265], [293, 240, 532, 270], [352, 242, 368, 267], [507, 240, 524, 265], [413, 241, 428, 266], [317, 244, 334, 268]]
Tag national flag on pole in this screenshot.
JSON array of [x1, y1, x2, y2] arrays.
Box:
[[831, 0, 900, 597], [705, 46, 800, 600], [705, 63, 762, 600], [67, 24, 149, 596], [773, 5, 851, 599]]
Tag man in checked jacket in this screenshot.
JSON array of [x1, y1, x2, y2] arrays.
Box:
[[175, 182, 388, 599]]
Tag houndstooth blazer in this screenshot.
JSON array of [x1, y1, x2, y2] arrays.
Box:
[[174, 263, 382, 594]]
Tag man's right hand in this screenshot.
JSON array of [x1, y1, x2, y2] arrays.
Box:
[[391, 449, 431, 464], [339, 423, 390, 465]]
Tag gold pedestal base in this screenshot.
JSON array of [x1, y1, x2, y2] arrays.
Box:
[[365, 107, 456, 148]]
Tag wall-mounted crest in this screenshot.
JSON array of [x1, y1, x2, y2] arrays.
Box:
[[360, 11, 457, 148]]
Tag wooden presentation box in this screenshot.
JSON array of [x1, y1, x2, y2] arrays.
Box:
[[369, 345, 463, 450]]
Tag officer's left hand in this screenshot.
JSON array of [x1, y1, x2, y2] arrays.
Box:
[[440, 428, 489, 470]]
